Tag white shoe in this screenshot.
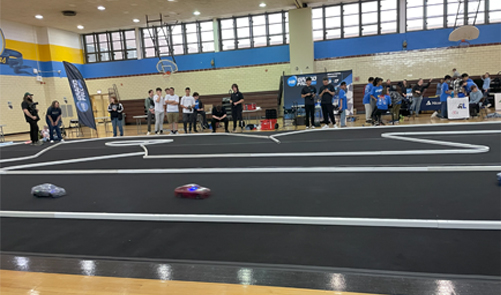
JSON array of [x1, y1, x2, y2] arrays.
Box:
[[311, 126, 315, 129], [431, 111, 438, 118], [60, 139, 65, 142], [322, 125, 329, 129], [305, 126, 309, 129], [332, 125, 339, 129], [486, 103, 492, 108], [146, 132, 150, 135], [50, 140, 54, 143]]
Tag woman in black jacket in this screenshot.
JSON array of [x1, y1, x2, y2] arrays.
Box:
[[107, 96, 124, 137], [410, 78, 433, 117], [230, 84, 244, 132]]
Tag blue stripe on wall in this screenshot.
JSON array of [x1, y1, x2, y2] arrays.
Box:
[[314, 23, 501, 59]]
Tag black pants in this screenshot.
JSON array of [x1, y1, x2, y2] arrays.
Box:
[[146, 111, 154, 132], [372, 108, 387, 123], [196, 111, 208, 130], [469, 103, 480, 116], [212, 117, 229, 132], [321, 103, 335, 125], [305, 104, 315, 127], [28, 120, 39, 143], [232, 107, 243, 130], [182, 113, 195, 133]]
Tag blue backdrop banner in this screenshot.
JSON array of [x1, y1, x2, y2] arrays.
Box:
[[63, 61, 96, 129]]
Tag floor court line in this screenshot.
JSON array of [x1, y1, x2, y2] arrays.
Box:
[[0, 210, 499, 230]]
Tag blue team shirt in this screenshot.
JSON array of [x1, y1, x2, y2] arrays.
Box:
[[195, 101, 200, 110], [440, 82, 450, 102], [338, 89, 347, 110], [464, 78, 477, 94], [376, 95, 391, 110], [363, 83, 373, 104], [371, 85, 383, 100]]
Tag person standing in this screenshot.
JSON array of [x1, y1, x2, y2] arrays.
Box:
[[363, 77, 374, 123], [193, 92, 208, 131], [481, 72, 491, 99], [319, 77, 336, 129], [107, 96, 124, 137], [180, 87, 196, 134], [432, 75, 452, 119], [410, 78, 432, 117], [370, 78, 384, 119], [165, 87, 180, 135], [144, 90, 155, 135], [211, 105, 229, 133], [153, 87, 165, 134], [338, 82, 348, 128], [21, 92, 41, 145], [435, 79, 443, 96], [46, 100, 63, 143], [301, 77, 317, 129], [452, 68, 460, 79], [230, 84, 244, 132]]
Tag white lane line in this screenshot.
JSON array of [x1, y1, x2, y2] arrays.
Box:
[[0, 210, 499, 230], [0, 142, 63, 164], [2, 165, 500, 175], [144, 130, 498, 159]]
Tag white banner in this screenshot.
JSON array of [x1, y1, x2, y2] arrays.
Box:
[[447, 97, 469, 120], [495, 93, 501, 111]]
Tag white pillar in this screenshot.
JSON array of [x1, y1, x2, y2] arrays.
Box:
[[288, 8, 314, 75]]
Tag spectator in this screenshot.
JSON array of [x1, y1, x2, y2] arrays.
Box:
[[452, 76, 465, 98], [21, 92, 41, 145], [373, 89, 392, 126], [389, 87, 403, 123], [193, 92, 208, 132], [370, 77, 384, 119], [144, 90, 155, 135], [338, 82, 348, 127], [165, 87, 180, 135], [319, 77, 337, 129], [461, 73, 477, 95], [452, 68, 460, 78], [211, 105, 229, 133], [469, 85, 483, 117], [41, 125, 50, 142], [153, 87, 165, 134], [301, 77, 317, 129], [432, 75, 452, 119], [180, 87, 196, 134], [46, 100, 63, 143], [435, 79, 444, 96], [107, 96, 124, 137], [410, 78, 432, 117], [363, 77, 374, 123], [481, 72, 491, 100], [230, 84, 244, 132]]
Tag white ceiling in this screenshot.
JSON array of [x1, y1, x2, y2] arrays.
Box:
[[0, 0, 350, 34]]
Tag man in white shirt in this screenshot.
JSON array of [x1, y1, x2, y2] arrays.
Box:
[[180, 87, 196, 134], [164, 87, 180, 135], [153, 87, 165, 134]]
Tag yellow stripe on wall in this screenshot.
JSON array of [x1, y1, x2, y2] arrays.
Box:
[[4, 39, 83, 64]]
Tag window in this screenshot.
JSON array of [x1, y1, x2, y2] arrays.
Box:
[[343, 3, 360, 38], [83, 30, 137, 63], [362, 1, 379, 36], [325, 6, 342, 39], [200, 21, 215, 52], [219, 12, 288, 51], [407, 0, 425, 31], [447, 0, 465, 27], [490, 0, 501, 23], [426, 0, 445, 29], [380, 0, 398, 34], [312, 8, 324, 41]]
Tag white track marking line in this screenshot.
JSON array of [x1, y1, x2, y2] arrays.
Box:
[[2, 165, 500, 175], [0, 142, 63, 164], [0, 210, 499, 230]]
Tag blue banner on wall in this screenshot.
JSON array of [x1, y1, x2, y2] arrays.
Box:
[[63, 61, 96, 130], [420, 96, 442, 111], [283, 70, 353, 113]]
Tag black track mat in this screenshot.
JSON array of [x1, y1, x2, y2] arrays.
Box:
[[1, 218, 499, 276], [2, 172, 499, 220]]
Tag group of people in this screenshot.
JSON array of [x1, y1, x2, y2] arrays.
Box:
[[21, 92, 64, 145], [142, 84, 245, 135], [300, 77, 349, 129]]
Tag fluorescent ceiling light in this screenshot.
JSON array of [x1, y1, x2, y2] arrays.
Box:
[[133, 18, 140, 23], [193, 11, 201, 16], [35, 15, 43, 19], [259, 3, 266, 7], [77, 25, 84, 29], [97, 6, 106, 10]]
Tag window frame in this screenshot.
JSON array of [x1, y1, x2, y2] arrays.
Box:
[[83, 29, 137, 63]]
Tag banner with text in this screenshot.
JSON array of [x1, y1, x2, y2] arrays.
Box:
[[63, 61, 96, 129], [283, 70, 354, 115]]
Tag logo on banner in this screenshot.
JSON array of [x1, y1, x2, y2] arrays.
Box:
[[457, 103, 466, 109], [287, 76, 298, 87], [297, 76, 317, 86], [426, 101, 432, 106], [72, 79, 90, 113]]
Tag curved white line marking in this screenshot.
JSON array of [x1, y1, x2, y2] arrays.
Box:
[[105, 139, 173, 147], [0, 142, 63, 164], [0, 210, 499, 230]]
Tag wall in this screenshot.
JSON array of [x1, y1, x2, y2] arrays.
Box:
[[0, 20, 83, 134]]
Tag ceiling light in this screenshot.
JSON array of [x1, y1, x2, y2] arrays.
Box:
[[193, 11, 200, 16], [35, 15, 44, 19], [77, 25, 84, 30], [97, 6, 106, 10], [168, 0, 175, 2], [133, 18, 140, 23], [259, 3, 266, 7]]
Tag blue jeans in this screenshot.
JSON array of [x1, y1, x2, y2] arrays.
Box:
[[49, 123, 62, 141], [111, 117, 123, 136], [411, 96, 423, 115], [340, 109, 346, 127], [438, 100, 448, 118]]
